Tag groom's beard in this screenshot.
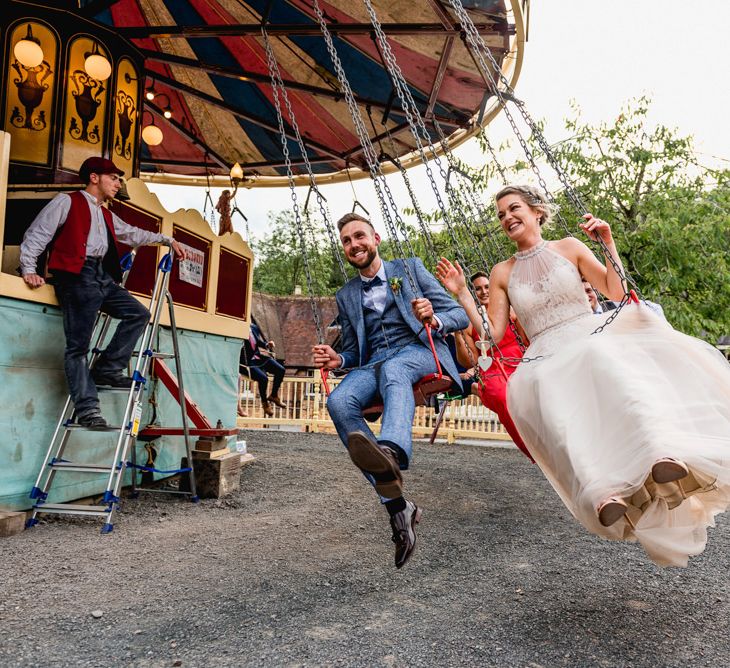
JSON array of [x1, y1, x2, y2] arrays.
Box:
[[346, 247, 378, 270]]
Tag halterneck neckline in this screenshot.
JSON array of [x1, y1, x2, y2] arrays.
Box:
[[514, 240, 548, 260]]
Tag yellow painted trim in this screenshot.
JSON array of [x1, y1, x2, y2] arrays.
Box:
[[0, 133, 9, 252]]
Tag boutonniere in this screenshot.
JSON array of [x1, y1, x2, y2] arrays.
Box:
[[388, 277, 403, 294]]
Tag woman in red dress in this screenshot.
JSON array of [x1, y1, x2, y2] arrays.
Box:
[[454, 272, 534, 462]]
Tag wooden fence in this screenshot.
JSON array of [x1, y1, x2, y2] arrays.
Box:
[[236, 376, 513, 445]]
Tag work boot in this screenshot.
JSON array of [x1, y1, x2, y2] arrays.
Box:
[[267, 394, 287, 408]]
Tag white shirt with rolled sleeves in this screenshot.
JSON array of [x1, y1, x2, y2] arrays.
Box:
[[19, 190, 173, 276]]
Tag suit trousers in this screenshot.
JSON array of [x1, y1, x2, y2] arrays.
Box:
[[53, 259, 150, 416], [240, 357, 286, 399], [326, 342, 439, 492]]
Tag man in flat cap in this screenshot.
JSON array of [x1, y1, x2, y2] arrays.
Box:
[[20, 157, 186, 429]]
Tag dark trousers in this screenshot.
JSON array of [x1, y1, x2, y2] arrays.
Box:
[[54, 259, 150, 416], [240, 358, 286, 399]]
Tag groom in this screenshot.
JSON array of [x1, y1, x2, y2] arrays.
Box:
[[313, 213, 468, 568]]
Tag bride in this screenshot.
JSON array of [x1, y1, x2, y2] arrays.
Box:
[[436, 185, 730, 567]]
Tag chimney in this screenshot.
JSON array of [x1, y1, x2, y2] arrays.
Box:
[[293, 285, 302, 296]]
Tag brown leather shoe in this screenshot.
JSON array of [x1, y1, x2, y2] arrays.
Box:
[[347, 431, 403, 498], [262, 400, 274, 417], [390, 500, 422, 569], [267, 394, 287, 409]]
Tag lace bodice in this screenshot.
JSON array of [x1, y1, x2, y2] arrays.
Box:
[[507, 241, 591, 341]]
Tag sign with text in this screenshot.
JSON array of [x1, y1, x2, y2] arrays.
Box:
[[178, 243, 205, 287]]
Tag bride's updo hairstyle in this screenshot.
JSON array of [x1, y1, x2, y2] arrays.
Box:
[[495, 185, 557, 227]]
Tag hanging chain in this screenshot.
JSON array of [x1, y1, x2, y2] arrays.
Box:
[[447, 0, 639, 292], [262, 27, 326, 344], [480, 130, 509, 185], [311, 0, 420, 295], [383, 130, 439, 265], [446, 0, 642, 334], [363, 0, 507, 359], [304, 184, 349, 283], [202, 154, 217, 233]]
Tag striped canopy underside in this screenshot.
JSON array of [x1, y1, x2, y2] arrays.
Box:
[[89, 0, 514, 179]]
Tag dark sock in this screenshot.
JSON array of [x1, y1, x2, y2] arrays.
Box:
[[385, 497, 407, 517]]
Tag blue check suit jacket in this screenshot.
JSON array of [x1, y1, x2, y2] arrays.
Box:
[[335, 258, 469, 389]]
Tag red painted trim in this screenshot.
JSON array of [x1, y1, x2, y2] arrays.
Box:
[[152, 358, 213, 429]]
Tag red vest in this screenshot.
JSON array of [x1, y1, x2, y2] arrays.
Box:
[[47, 190, 121, 281]]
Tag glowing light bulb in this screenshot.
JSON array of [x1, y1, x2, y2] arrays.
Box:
[[85, 52, 111, 81], [15, 39, 43, 68], [142, 124, 163, 146], [230, 162, 244, 181]]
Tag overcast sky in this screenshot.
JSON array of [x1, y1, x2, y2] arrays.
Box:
[[147, 0, 730, 242]]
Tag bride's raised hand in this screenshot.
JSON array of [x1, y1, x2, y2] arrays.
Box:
[[579, 213, 613, 244], [435, 257, 466, 294]]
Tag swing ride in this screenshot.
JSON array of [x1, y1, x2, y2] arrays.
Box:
[[1, 0, 644, 512], [0, 0, 530, 510]]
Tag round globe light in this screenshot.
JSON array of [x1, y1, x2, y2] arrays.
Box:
[[84, 53, 112, 81], [14, 39, 44, 68], [141, 124, 163, 146]]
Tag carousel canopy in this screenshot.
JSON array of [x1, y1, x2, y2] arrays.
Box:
[[80, 0, 526, 185]]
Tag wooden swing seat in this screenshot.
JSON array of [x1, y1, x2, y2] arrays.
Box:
[[361, 372, 454, 421]]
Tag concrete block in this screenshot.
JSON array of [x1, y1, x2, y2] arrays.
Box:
[[192, 452, 241, 498], [0, 510, 26, 537]]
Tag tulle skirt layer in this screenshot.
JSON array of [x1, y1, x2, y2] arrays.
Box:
[[507, 303, 730, 567]]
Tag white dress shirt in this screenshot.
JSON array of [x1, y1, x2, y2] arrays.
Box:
[[20, 190, 172, 275], [360, 262, 388, 313]]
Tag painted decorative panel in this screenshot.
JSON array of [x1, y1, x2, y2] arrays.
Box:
[[216, 248, 249, 320], [4, 22, 57, 166], [111, 57, 138, 177], [60, 36, 111, 174], [109, 199, 160, 298]]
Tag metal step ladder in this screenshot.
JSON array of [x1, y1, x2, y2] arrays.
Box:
[[27, 251, 198, 533]]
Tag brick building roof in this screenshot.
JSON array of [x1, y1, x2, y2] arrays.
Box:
[[252, 292, 339, 369]]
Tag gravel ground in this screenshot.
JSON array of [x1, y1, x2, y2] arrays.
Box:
[[1, 430, 728, 668]]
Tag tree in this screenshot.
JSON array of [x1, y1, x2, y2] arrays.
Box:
[[252, 210, 350, 296]]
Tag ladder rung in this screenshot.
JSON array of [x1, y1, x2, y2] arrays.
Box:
[[97, 386, 133, 393], [50, 462, 116, 474], [65, 424, 124, 432], [132, 350, 175, 359], [35, 503, 112, 516]]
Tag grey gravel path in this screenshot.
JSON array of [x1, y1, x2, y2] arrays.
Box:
[[1, 431, 728, 668]]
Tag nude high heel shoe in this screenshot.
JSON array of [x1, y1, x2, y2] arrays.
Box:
[[652, 458, 689, 484], [597, 497, 629, 527]]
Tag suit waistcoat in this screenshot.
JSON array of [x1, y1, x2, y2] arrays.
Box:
[[48, 191, 122, 282], [362, 286, 418, 362]]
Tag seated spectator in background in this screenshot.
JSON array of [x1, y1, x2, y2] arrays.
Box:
[[239, 321, 287, 417], [583, 276, 667, 321], [454, 272, 534, 462], [603, 296, 666, 320], [581, 276, 603, 314]]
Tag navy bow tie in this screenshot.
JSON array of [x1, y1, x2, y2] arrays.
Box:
[[361, 276, 383, 292]]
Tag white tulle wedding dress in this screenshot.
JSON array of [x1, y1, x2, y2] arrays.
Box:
[[506, 240, 730, 567]]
